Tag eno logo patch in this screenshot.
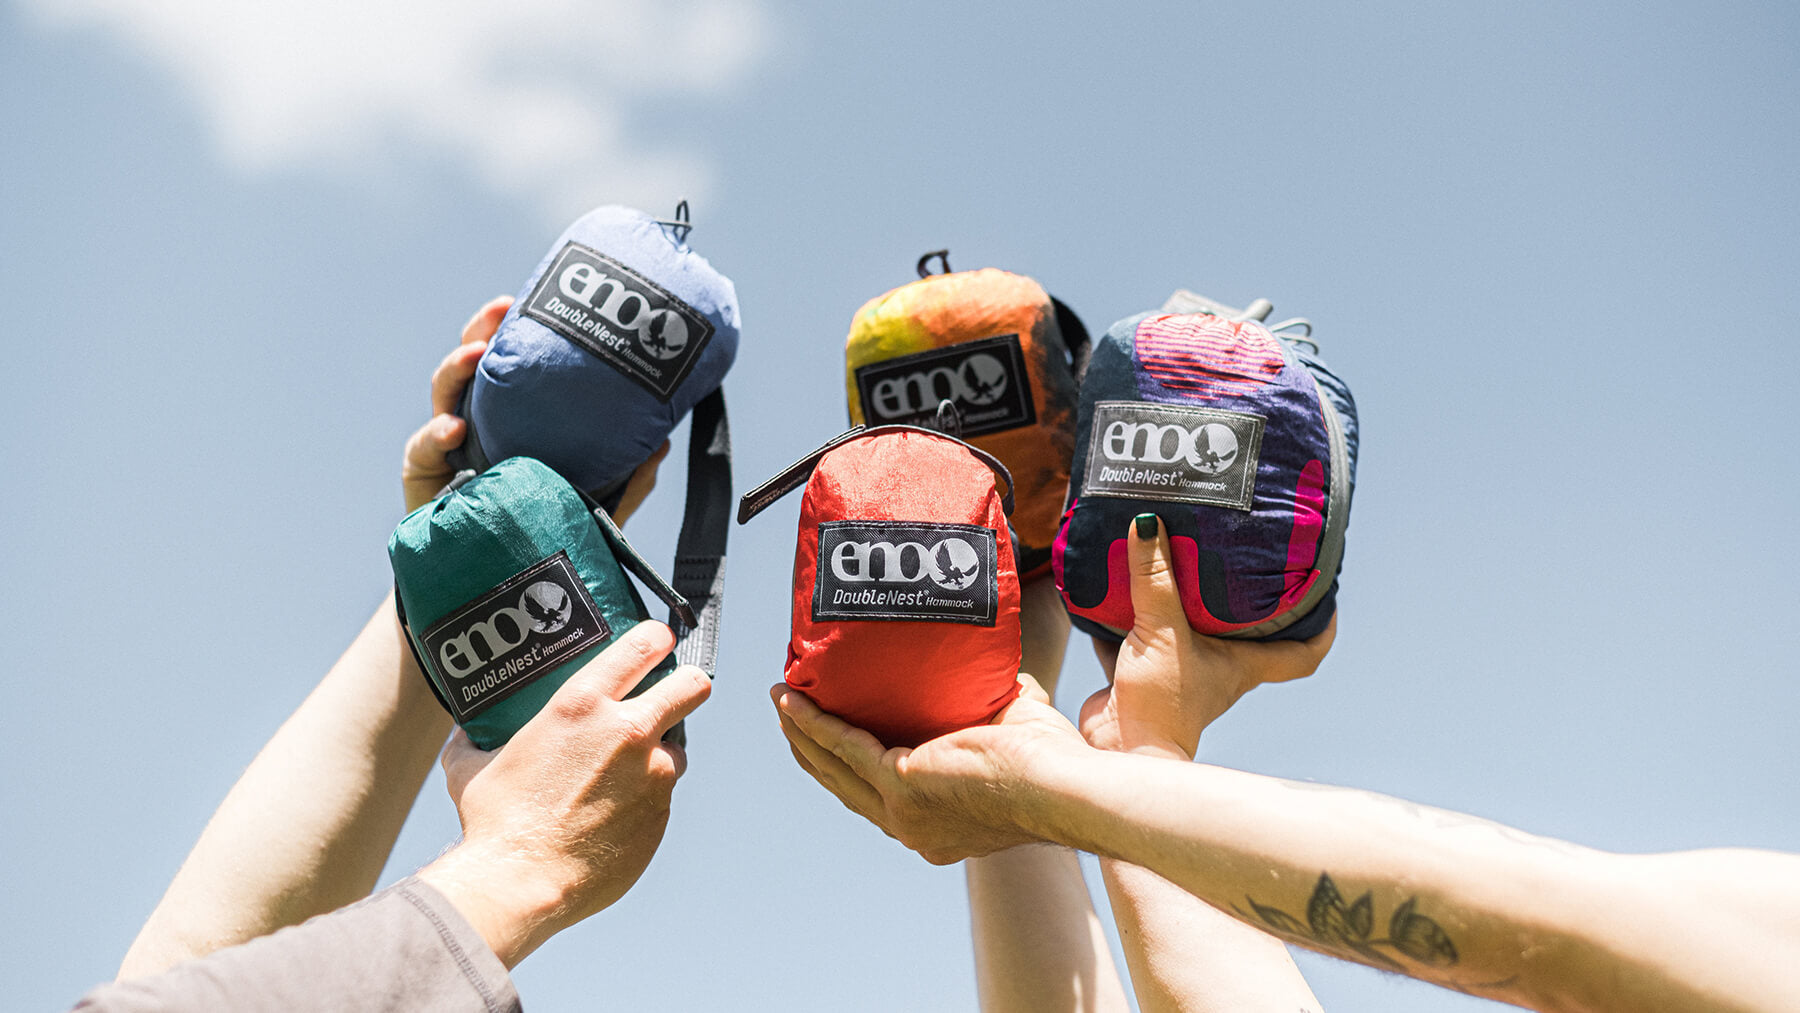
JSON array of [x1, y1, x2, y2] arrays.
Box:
[[853, 334, 1036, 436], [813, 521, 999, 626], [1081, 401, 1265, 510], [521, 241, 716, 402], [419, 551, 612, 722]]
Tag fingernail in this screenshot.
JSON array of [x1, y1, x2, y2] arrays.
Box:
[[1134, 513, 1159, 539]]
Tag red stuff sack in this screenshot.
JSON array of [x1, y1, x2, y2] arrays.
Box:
[[739, 425, 1021, 747]]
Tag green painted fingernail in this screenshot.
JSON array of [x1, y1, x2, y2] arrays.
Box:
[[1134, 513, 1158, 538]]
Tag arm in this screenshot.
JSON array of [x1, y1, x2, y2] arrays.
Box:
[[121, 297, 671, 976], [1080, 514, 1327, 1013], [963, 577, 1130, 1013], [81, 621, 708, 1012], [117, 297, 507, 977], [1033, 757, 1800, 1013], [775, 669, 1800, 1011]]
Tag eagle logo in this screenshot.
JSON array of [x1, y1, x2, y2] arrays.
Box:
[[1186, 423, 1240, 475], [927, 538, 982, 591], [958, 354, 1009, 406], [519, 581, 573, 634], [640, 314, 687, 360]]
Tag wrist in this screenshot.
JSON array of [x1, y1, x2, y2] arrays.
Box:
[[1009, 744, 1112, 850], [1123, 739, 1192, 762], [417, 843, 571, 968]]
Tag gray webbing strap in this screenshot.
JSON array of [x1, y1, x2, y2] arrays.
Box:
[[670, 388, 729, 673]]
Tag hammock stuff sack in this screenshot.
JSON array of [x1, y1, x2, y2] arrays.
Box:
[[391, 456, 698, 750], [843, 253, 1086, 577], [740, 424, 1022, 747], [1054, 294, 1359, 643], [450, 203, 735, 673]]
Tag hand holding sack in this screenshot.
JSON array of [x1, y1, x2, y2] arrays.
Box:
[[450, 203, 736, 673], [390, 457, 696, 750], [1054, 296, 1359, 642], [843, 255, 1086, 576], [741, 425, 1022, 748]]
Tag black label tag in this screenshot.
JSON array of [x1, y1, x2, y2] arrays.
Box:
[[1081, 401, 1265, 510], [419, 551, 613, 723], [812, 521, 999, 626], [520, 242, 716, 402], [853, 334, 1037, 436]]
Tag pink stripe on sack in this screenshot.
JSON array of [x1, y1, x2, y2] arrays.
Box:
[[1280, 459, 1326, 609]]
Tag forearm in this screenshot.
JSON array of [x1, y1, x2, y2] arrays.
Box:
[[1029, 753, 1778, 1012], [1100, 859, 1319, 1013], [966, 845, 1130, 1013], [121, 593, 453, 977]]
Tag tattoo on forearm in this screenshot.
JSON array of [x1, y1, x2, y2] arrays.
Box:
[[1235, 873, 1458, 971]]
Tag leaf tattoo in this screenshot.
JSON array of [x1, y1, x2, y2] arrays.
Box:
[[1237, 873, 1459, 972], [1389, 897, 1459, 966]]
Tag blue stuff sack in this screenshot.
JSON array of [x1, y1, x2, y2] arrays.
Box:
[[451, 203, 736, 673]]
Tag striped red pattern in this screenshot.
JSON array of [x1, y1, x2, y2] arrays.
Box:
[[1136, 314, 1284, 398]]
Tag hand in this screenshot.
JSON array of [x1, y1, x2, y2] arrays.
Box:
[[400, 296, 672, 522], [402, 296, 509, 512], [1079, 514, 1336, 760], [417, 622, 711, 967], [772, 675, 1089, 865]]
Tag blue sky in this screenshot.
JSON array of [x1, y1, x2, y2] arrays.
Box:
[[4, 2, 1797, 1009]]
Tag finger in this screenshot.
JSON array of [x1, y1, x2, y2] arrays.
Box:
[[1125, 513, 1187, 641], [1077, 686, 1115, 743], [1014, 672, 1051, 706], [774, 687, 890, 785], [461, 296, 511, 346], [431, 342, 487, 416], [622, 665, 712, 738], [403, 414, 467, 473], [439, 727, 493, 802], [654, 740, 689, 780], [1249, 610, 1338, 684], [775, 699, 886, 818], [550, 621, 677, 716]]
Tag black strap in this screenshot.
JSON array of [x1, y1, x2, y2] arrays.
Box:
[[1049, 295, 1092, 379], [669, 388, 729, 672], [574, 486, 699, 631], [448, 380, 728, 675], [917, 249, 951, 278], [737, 423, 1015, 525]]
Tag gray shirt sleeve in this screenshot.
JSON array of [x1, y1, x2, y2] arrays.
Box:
[[73, 877, 521, 1013]]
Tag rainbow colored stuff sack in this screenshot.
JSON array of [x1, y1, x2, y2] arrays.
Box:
[[844, 258, 1086, 576], [1054, 302, 1358, 642], [739, 425, 1022, 748]]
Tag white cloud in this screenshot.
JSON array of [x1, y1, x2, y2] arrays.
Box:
[[18, 0, 770, 221]]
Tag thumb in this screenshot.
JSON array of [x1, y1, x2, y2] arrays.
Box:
[[1077, 686, 1121, 750], [1126, 514, 1186, 638]]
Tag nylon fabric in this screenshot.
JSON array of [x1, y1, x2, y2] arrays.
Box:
[[787, 430, 1022, 748], [390, 457, 674, 750], [844, 268, 1079, 575], [1055, 310, 1358, 643]]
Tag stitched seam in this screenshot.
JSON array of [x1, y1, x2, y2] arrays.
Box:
[[397, 883, 510, 1013]]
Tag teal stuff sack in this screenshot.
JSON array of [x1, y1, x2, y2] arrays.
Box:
[[390, 456, 697, 750]]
